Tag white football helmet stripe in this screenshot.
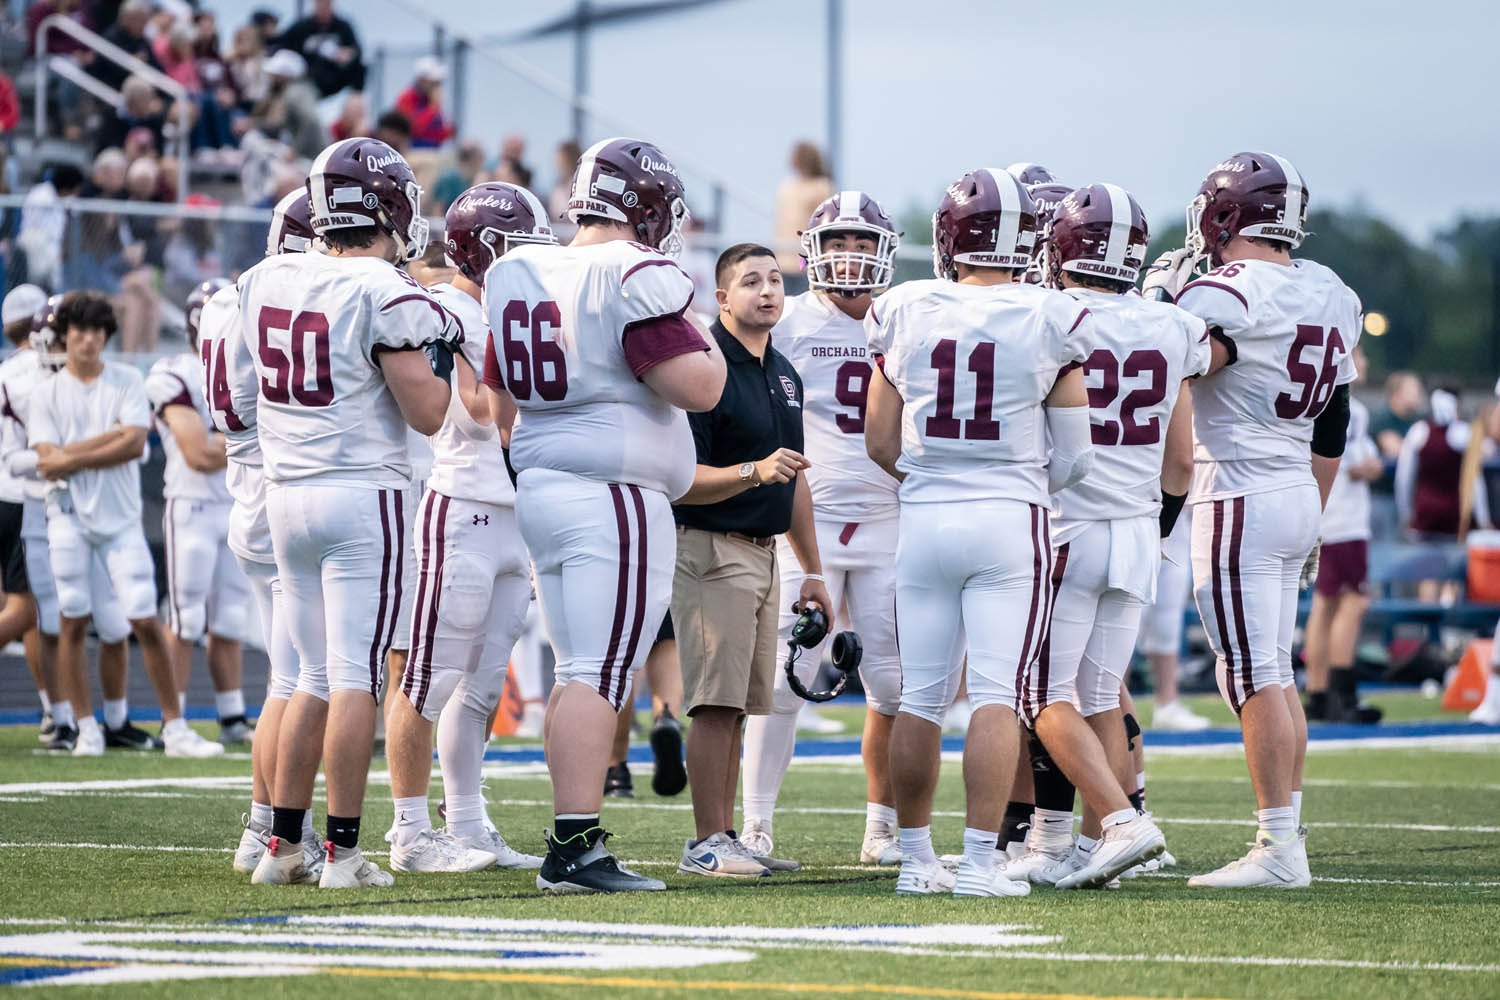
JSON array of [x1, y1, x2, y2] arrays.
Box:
[[837, 189, 860, 220], [1266, 152, 1303, 226], [981, 167, 1022, 256], [1101, 182, 1133, 270]]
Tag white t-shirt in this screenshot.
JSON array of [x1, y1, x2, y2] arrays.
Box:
[[1176, 257, 1362, 503], [146, 351, 232, 503], [867, 279, 1093, 507], [426, 282, 512, 506], [234, 252, 463, 489], [773, 291, 899, 520], [29, 361, 151, 537], [1053, 288, 1211, 524], [1320, 396, 1378, 544], [0, 348, 47, 504], [482, 240, 707, 500]]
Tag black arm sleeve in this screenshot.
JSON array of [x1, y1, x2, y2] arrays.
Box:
[[1160, 491, 1187, 538], [1311, 384, 1351, 458]]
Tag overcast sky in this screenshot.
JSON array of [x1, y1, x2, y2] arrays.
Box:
[[220, 0, 1497, 244]]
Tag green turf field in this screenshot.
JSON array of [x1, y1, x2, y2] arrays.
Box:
[[1, 691, 1496, 999]]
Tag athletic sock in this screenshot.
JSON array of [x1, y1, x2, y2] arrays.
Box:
[[215, 689, 246, 722], [1256, 805, 1297, 842], [445, 792, 487, 842], [741, 708, 798, 826], [52, 700, 76, 729], [1101, 807, 1136, 832], [391, 796, 431, 845], [327, 814, 361, 850], [1033, 807, 1074, 850], [1135, 772, 1147, 809], [1076, 834, 1099, 855], [103, 698, 128, 730], [999, 800, 1033, 847], [38, 690, 51, 713], [77, 714, 100, 736], [249, 801, 274, 834], [865, 802, 897, 839], [898, 825, 937, 866], [962, 827, 997, 867], [1292, 791, 1303, 828], [302, 814, 318, 844], [554, 813, 600, 851], [178, 692, 186, 715], [436, 692, 488, 837], [272, 807, 306, 844]]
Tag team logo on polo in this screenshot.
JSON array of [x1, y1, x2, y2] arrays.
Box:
[[779, 376, 797, 401]]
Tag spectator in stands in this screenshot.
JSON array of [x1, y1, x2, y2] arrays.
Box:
[[122, 125, 157, 163], [252, 50, 324, 161], [227, 23, 269, 107], [272, 0, 365, 98], [329, 91, 369, 143], [162, 194, 223, 305], [92, 1, 160, 90], [193, 11, 231, 90], [773, 140, 834, 284], [493, 133, 530, 183], [153, 21, 204, 93], [431, 139, 484, 212], [547, 139, 581, 241], [394, 57, 453, 149], [0, 72, 19, 134], [66, 148, 128, 294], [18, 163, 84, 290], [115, 156, 165, 352], [26, 0, 95, 58], [250, 9, 280, 44], [1373, 371, 1427, 460], [97, 75, 167, 155], [375, 110, 412, 155]]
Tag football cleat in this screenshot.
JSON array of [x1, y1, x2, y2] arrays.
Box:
[[37, 709, 54, 744], [71, 721, 105, 757], [1002, 841, 1073, 883], [1188, 835, 1310, 889], [538, 828, 665, 893], [449, 826, 543, 870], [45, 723, 78, 752], [649, 711, 688, 796], [953, 853, 1031, 898], [389, 828, 497, 873], [250, 835, 319, 885], [1054, 814, 1165, 890], [860, 830, 903, 865], [1152, 700, 1212, 731], [896, 856, 957, 895], [735, 823, 800, 872], [218, 716, 254, 745], [1035, 845, 1089, 887], [319, 843, 394, 888], [603, 762, 634, 798], [162, 720, 225, 758], [514, 701, 546, 740], [234, 814, 271, 873], [678, 832, 771, 879], [105, 720, 163, 750], [796, 703, 846, 734]]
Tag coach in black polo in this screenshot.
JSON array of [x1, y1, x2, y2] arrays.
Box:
[[671, 243, 833, 877]]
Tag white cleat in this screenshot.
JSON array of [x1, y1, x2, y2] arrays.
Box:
[[860, 830, 903, 865], [953, 854, 1031, 898], [1035, 845, 1088, 887], [795, 704, 845, 734], [250, 835, 319, 885], [1188, 835, 1311, 889], [1002, 842, 1072, 883], [1469, 680, 1500, 725], [1121, 848, 1177, 879], [162, 720, 225, 758], [1152, 699, 1213, 731], [451, 826, 543, 870], [234, 814, 270, 873], [514, 701, 546, 739], [390, 828, 498, 873], [732, 828, 800, 872], [1055, 814, 1165, 890], [319, 844, 395, 887], [71, 721, 105, 757], [895, 856, 957, 895]]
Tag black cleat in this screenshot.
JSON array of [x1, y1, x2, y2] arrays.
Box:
[[604, 762, 634, 798], [46, 724, 78, 752], [537, 828, 665, 893], [105, 720, 164, 750], [649, 711, 687, 797]]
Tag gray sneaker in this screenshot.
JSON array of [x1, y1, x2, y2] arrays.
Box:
[[678, 832, 770, 879]]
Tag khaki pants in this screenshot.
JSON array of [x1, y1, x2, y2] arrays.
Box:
[[672, 526, 779, 716]]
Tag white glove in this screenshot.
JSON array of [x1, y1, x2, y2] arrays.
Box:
[[1299, 544, 1321, 591], [7, 449, 38, 479], [1141, 247, 1200, 302]]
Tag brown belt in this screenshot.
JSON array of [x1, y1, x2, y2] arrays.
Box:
[[725, 531, 776, 549]]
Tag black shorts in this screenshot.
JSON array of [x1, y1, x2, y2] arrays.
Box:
[[655, 609, 674, 645], [0, 500, 28, 595]]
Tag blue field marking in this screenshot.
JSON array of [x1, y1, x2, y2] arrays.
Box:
[[0, 961, 110, 984], [0, 706, 260, 726]]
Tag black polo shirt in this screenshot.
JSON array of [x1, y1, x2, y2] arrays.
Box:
[[673, 320, 805, 537]]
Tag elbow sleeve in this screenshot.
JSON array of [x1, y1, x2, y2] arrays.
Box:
[[1311, 385, 1350, 458], [1046, 404, 1095, 493]]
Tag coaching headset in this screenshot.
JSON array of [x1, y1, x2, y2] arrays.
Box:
[[783, 604, 862, 703]]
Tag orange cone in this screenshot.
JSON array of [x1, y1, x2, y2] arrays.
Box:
[[1443, 639, 1493, 712], [490, 665, 526, 736]]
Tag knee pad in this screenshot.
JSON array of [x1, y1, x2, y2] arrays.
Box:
[[207, 601, 248, 643], [174, 602, 207, 643], [1123, 711, 1141, 751], [434, 552, 495, 633], [458, 663, 507, 717], [295, 663, 331, 703], [860, 657, 902, 716], [408, 662, 462, 722], [53, 569, 91, 621], [898, 663, 958, 726]]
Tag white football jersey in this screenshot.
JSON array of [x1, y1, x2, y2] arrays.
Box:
[[868, 279, 1093, 507], [1320, 396, 1376, 544], [197, 284, 265, 513], [234, 253, 462, 489], [29, 361, 151, 537], [146, 352, 232, 503], [773, 292, 899, 519], [482, 240, 705, 500], [1177, 258, 1361, 502], [426, 282, 512, 506], [0, 348, 47, 503], [1053, 289, 1212, 524]]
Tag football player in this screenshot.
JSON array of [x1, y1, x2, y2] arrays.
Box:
[[1011, 184, 1198, 889], [1, 301, 146, 753], [148, 279, 254, 745], [385, 182, 558, 873], [207, 190, 325, 877], [863, 167, 1096, 897], [244, 137, 462, 889], [1146, 151, 1359, 889], [482, 136, 725, 892], [738, 190, 906, 867], [29, 292, 223, 759]]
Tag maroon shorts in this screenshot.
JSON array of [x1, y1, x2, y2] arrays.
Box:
[[1314, 539, 1368, 598]]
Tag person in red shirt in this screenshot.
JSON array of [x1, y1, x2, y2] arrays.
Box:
[[392, 57, 452, 149]]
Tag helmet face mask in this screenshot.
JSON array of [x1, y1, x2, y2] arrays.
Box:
[[801, 191, 899, 294]]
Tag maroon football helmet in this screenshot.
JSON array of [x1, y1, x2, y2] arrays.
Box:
[[266, 189, 314, 256], [567, 137, 689, 257], [800, 190, 900, 293], [1023, 181, 1073, 283], [1187, 151, 1308, 266], [1046, 184, 1150, 288], [184, 278, 232, 348], [30, 295, 66, 371], [307, 137, 429, 262], [1007, 162, 1056, 186], [932, 168, 1037, 281], [445, 182, 557, 284]]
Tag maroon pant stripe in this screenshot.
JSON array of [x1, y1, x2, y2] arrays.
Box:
[[413, 494, 448, 712], [1210, 499, 1239, 713], [1017, 505, 1045, 711], [370, 489, 395, 698], [599, 485, 632, 702], [399, 490, 432, 700], [1229, 495, 1254, 704], [387, 488, 408, 660], [164, 499, 180, 636], [615, 485, 651, 705], [1033, 540, 1070, 716]]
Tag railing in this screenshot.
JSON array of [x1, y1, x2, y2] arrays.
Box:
[[33, 13, 191, 201]]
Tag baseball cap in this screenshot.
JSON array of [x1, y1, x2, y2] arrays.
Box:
[[2, 284, 47, 327]]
